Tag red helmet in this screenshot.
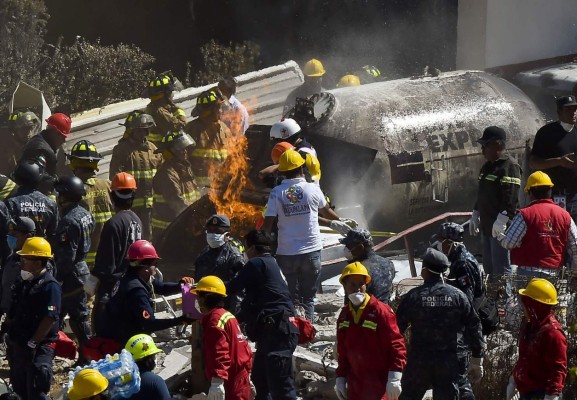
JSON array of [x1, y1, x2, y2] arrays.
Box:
[[46, 113, 72, 137], [127, 240, 160, 262]]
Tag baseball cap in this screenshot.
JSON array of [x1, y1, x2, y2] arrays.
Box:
[[556, 95, 577, 109], [206, 214, 231, 228], [477, 126, 507, 145], [422, 248, 450, 274]]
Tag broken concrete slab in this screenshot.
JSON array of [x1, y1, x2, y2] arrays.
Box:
[[294, 346, 337, 378]]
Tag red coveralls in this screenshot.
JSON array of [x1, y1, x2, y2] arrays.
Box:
[[513, 297, 567, 397], [202, 308, 253, 400], [336, 295, 407, 400]]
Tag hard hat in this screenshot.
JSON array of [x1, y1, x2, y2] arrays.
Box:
[[362, 65, 381, 78], [271, 142, 295, 164], [68, 140, 103, 162], [339, 261, 371, 285], [278, 149, 305, 172], [54, 176, 87, 200], [524, 171, 554, 192], [122, 111, 156, 130], [155, 131, 196, 154], [303, 59, 326, 77], [145, 72, 176, 97], [270, 118, 301, 140], [434, 222, 464, 242], [46, 113, 72, 137], [125, 334, 163, 361], [127, 240, 160, 262], [67, 369, 109, 400], [305, 153, 321, 181], [17, 237, 52, 258], [8, 111, 40, 129], [111, 172, 137, 191], [337, 75, 361, 88], [12, 160, 43, 187], [193, 275, 227, 297], [519, 278, 558, 305], [196, 90, 220, 108]]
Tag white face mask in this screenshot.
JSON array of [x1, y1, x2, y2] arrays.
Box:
[[342, 247, 354, 261], [348, 292, 366, 306], [206, 233, 227, 248], [21, 270, 34, 281], [560, 121, 574, 132]]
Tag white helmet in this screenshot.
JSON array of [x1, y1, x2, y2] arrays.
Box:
[[270, 118, 301, 140]]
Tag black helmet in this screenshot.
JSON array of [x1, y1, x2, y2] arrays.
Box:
[[54, 176, 86, 202], [12, 160, 43, 188], [143, 72, 177, 97], [68, 140, 103, 162]]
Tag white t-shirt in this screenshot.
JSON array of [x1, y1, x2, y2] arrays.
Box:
[[265, 177, 327, 255]]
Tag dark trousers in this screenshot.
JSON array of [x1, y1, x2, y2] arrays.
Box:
[[400, 351, 460, 400], [61, 288, 92, 345], [252, 329, 299, 400], [7, 341, 54, 400], [457, 353, 475, 400]]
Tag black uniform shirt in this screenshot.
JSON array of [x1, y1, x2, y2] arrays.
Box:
[[5, 187, 59, 242]]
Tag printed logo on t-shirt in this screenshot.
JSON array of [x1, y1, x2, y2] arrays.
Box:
[[286, 185, 303, 204], [282, 185, 311, 216]]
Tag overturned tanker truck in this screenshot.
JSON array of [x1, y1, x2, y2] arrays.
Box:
[[157, 70, 545, 279]]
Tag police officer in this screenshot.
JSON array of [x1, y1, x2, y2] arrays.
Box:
[[101, 240, 193, 345], [54, 176, 95, 346], [194, 214, 246, 313], [227, 230, 299, 400], [1, 111, 41, 176], [396, 249, 485, 400], [5, 160, 59, 243], [5, 237, 61, 400], [67, 140, 114, 269]]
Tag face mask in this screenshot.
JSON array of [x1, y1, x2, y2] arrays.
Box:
[[20, 270, 34, 281], [6, 235, 17, 251], [560, 121, 574, 132], [348, 292, 366, 306], [342, 247, 354, 261], [206, 233, 227, 248]]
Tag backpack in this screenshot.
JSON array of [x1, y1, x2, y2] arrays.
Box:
[[473, 293, 499, 336]]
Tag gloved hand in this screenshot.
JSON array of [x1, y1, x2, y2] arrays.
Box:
[[386, 371, 402, 400], [207, 378, 225, 400], [83, 275, 99, 297], [543, 396, 559, 400], [492, 211, 509, 238], [334, 377, 347, 400], [506, 375, 517, 400], [340, 218, 358, 229], [249, 380, 257, 400], [468, 357, 483, 384], [180, 277, 195, 285], [330, 220, 352, 236], [469, 210, 480, 236]]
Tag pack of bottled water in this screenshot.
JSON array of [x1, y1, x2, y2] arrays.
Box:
[[66, 349, 141, 399]]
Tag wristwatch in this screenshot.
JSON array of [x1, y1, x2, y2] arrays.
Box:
[[27, 340, 37, 349]]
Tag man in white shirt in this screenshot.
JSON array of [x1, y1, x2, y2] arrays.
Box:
[[218, 76, 250, 134], [262, 149, 351, 321]]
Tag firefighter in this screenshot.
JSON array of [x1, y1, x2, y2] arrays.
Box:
[[110, 111, 162, 240], [125, 334, 171, 400], [340, 228, 396, 304], [5, 237, 61, 400], [185, 89, 234, 189], [217, 75, 250, 135], [144, 72, 187, 145], [5, 160, 59, 243], [283, 59, 326, 113], [396, 249, 485, 400], [151, 131, 200, 241], [194, 276, 253, 400], [53, 176, 95, 347], [67, 140, 114, 269], [336, 75, 361, 88], [0, 174, 17, 201], [101, 240, 193, 345], [193, 215, 246, 314], [1, 111, 41, 176], [67, 369, 110, 400], [354, 65, 381, 84], [88, 172, 142, 335], [506, 279, 567, 400], [19, 112, 72, 196], [227, 230, 299, 400], [335, 262, 406, 400]]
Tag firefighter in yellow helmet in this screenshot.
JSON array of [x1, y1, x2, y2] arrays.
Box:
[[185, 89, 234, 190], [151, 131, 200, 242], [1, 110, 41, 176], [110, 111, 163, 240], [67, 140, 114, 269], [144, 72, 187, 145], [283, 59, 326, 114]]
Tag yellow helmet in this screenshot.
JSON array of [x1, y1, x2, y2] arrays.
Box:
[[193, 275, 227, 297], [67, 369, 109, 400], [519, 278, 558, 305], [17, 237, 52, 258], [339, 261, 372, 285], [337, 75, 361, 88], [524, 171, 554, 192], [278, 149, 305, 172], [305, 153, 321, 181], [303, 59, 325, 77], [125, 334, 163, 361]]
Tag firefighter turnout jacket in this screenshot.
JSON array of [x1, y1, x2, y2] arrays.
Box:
[[0, 175, 17, 201], [145, 99, 187, 144]]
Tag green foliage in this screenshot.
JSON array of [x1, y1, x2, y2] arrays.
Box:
[[191, 40, 261, 86]]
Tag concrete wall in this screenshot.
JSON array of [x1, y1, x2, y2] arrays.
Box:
[[457, 0, 577, 69]]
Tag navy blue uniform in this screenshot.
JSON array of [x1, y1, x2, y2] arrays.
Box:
[[352, 251, 396, 303], [5, 187, 59, 243], [129, 370, 171, 400], [101, 270, 182, 344], [396, 276, 485, 400], [7, 270, 61, 400], [55, 203, 95, 345], [228, 254, 298, 400]]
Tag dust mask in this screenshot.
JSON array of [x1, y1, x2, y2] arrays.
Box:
[[20, 270, 34, 281], [348, 292, 366, 306], [207, 233, 227, 248], [342, 247, 354, 261], [6, 235, 17, 251]]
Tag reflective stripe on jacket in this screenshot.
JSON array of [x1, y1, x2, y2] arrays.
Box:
[[145, 100, 187, 144]]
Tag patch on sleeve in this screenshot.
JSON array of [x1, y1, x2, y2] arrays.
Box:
[[142, 310, 151, 319], [48, 305, 57, 312]]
